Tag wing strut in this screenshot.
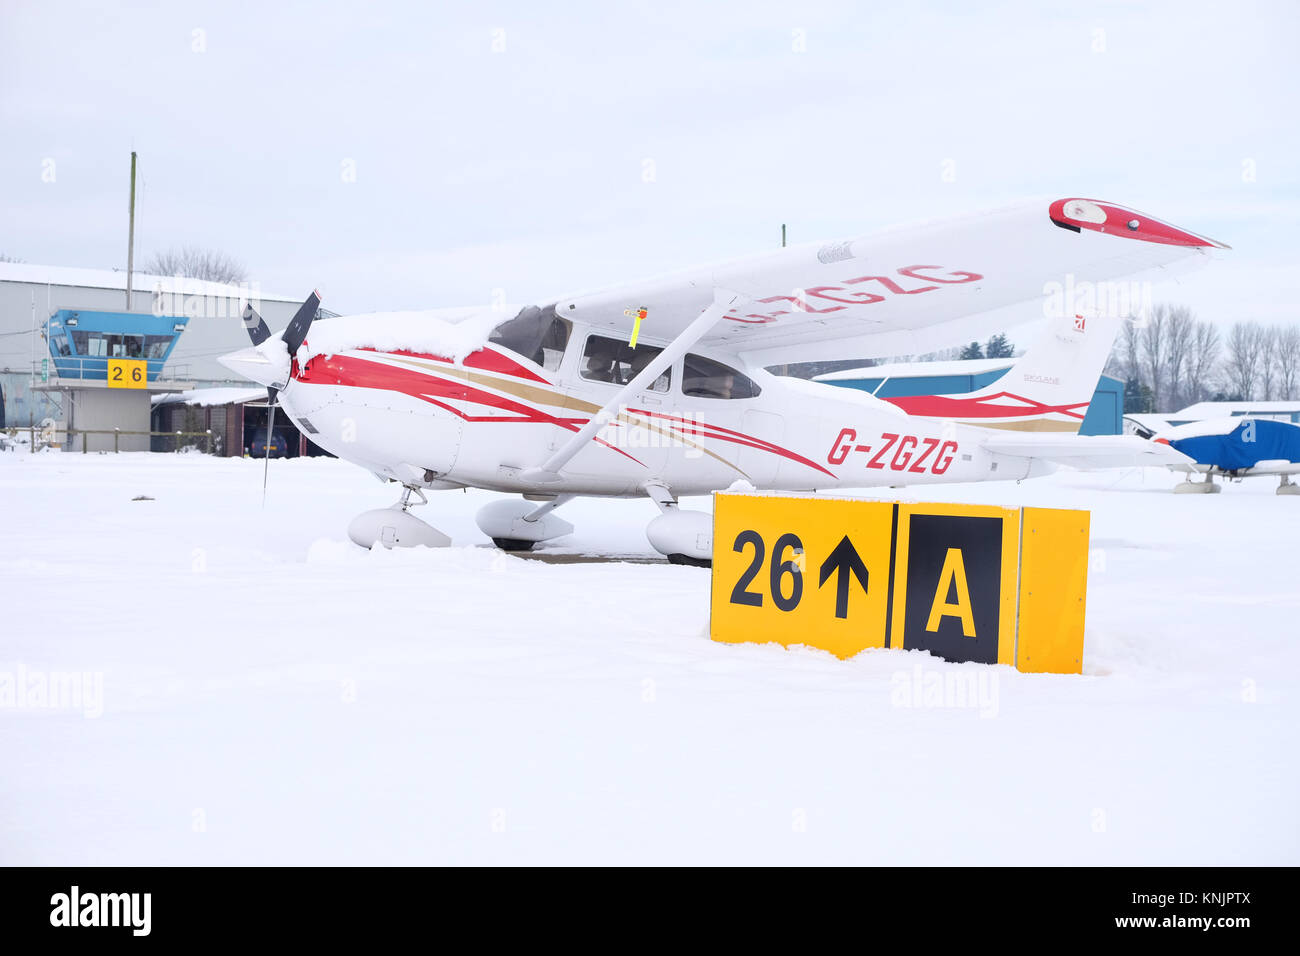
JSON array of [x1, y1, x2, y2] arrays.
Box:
[[523, 289, 741, 482]]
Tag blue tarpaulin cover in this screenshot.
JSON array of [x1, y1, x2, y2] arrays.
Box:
[[1168, 419, 1300, 469]]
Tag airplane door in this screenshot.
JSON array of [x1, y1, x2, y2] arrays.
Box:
[[737, 409, 786, 486], [559, 335, 670, 486], [560, 387, 670, 483]]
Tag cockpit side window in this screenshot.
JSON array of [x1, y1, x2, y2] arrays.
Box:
[[580, 334, 671, 392], [682, 354, 761, 399], [488, 305, 571, 371]]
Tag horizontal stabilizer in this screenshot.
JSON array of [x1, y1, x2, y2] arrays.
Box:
[[983, 434, 1195, 470]]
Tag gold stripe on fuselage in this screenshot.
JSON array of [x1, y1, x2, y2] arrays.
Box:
[[958, 419, 1082, 433], [379, 352, 749, 477]]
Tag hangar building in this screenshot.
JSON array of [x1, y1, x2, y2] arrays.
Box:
[[0, 263, 308, 450]]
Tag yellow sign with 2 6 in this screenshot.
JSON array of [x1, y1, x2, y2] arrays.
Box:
[[107, 358, 147, 389], [710, 494, 895, 659], [710, 493, 1089, 673]]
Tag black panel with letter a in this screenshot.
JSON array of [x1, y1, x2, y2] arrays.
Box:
[[901, 514, 1003, 665]]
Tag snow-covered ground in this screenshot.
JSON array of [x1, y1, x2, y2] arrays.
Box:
[[1, 450, 1296, 864]]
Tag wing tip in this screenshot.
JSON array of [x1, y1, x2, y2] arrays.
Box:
[[1049, 197, 1228, 250]]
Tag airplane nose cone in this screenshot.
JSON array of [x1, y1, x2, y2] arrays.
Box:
[[218, 342, 290, 388]]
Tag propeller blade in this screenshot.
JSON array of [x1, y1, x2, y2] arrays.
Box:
[[240, 290, 318, 506], [262, 386, 278, 507], [242, 303, 272, 347], [282, 290, 322, 356]]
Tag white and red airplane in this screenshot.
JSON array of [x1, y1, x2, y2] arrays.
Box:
[[220, 198, 1223, 563]]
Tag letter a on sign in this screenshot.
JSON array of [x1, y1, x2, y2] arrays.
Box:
[[926, 548, 975, 637], [900, 511, 1006, 665]]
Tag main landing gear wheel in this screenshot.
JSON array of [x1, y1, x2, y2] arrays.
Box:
[[492, 537, 537, 552], [643, 481, 713, 565], [476, 498, 575, 550], [1279, 476, 1300, 496]]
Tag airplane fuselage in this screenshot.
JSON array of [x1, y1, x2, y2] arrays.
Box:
[[278, 319, 1048, 498]]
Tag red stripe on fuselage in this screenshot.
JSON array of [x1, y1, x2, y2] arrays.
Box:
[[883, 391, 1088, 421], [297, 351, 643, 465], [349, 346, 551, 384], [630, 408, 836, 478], [299, 350, 840, 478]]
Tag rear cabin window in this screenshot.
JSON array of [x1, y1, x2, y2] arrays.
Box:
[[682, 354, 761, 399], [579, 334, 671, 392], [488, 307, 571, 371]]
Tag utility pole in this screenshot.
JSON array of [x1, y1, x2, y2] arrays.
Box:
[[30, 291, 36, 388], [126, 151, 137, 311], [777, 224, 789, 376]]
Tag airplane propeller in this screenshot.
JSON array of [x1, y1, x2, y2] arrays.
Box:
[[237, 291, 322, 503]]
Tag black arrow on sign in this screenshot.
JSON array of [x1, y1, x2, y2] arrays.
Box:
[[818, 536, 870, 619]]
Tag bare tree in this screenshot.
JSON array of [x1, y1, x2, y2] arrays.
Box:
[[1142, 305, 1169, 410], [1184, 320, 1221, 406], [1257, 326, 1279, 400], [0, 253, 24, 263], [143, 245, 247, 284], [1161, 306, 1195, 410], [1224, 321, 1266, 401], [1276, 325, 1300, 400], [1105, 315, 1144, 385], [1105, 321, 1132, 381]]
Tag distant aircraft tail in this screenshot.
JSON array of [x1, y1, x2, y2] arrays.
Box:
[[882, 312, 1122, 433]]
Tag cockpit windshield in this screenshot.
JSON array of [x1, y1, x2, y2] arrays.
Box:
[[488, 306, 571, 371]]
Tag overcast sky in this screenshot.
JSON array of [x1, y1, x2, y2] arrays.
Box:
[[3, 0, 1297, 337]]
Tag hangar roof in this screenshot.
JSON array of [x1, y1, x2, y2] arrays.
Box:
[[152, 386, 267, 407], [1174, 400, 1300, 417], [0, 261, 299, 303]]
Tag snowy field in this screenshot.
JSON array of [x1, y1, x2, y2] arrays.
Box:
[[1, 450, 1296, 865]]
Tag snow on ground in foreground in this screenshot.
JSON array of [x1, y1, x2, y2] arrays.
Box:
[[0, 451, 1296, 865]]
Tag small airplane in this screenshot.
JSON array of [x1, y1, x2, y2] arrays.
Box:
[[1151, 417, 1300, 494], [220, 197, 1222, 563]]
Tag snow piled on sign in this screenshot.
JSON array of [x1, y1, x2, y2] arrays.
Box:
[[300, 308, 501, 362], [1, 453, 1296, 865]]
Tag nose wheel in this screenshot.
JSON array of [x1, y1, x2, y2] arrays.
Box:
[[347, 484, 451, 549]]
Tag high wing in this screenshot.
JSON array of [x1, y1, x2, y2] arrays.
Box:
[[983, 434, 1195, 470], [556, 198, 1226, 365]]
